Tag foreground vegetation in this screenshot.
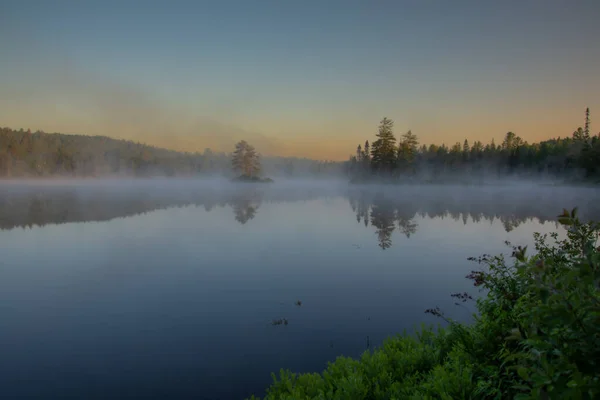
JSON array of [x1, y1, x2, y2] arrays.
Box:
[[251, 208, 600, 399]]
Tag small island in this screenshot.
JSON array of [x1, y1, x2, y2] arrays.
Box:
[[230, 140, 274, 183]]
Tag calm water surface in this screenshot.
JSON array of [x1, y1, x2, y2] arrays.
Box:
[[1, 180, 598, 399]]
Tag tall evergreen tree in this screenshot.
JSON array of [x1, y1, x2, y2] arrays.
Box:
[[397, 130, 419, 172], [584, 107, 591, 141], [362, 140, 371, 173], [502, 132, 516, 150], [462, 139, 470, 162], [363, 140, 370, 162], [371, 117, 397, 173]]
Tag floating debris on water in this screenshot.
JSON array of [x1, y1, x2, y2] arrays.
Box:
[[295, 300, 302, 306], [271, 318, 288, 326]]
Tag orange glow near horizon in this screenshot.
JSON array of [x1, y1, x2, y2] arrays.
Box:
[[1, 104, 595, 161]]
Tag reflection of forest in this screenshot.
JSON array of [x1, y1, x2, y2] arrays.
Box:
[[350, 192, 419, 250], [0, 183, 338, 229], [347, 187, 600, 250], [1, 184, 599, 239]]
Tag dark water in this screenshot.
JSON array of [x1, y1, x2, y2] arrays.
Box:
[[1, 180, 598, 399]]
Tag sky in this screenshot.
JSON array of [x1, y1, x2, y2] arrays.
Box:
[[1, 0, 599, 160]]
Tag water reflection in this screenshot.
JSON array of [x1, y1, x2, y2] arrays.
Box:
[[347, 187, 600, 249], [1, 182, 600, 251], [2, 181, 600, 400], [230, 191, 262, 225], [369, 194, 397, 249]]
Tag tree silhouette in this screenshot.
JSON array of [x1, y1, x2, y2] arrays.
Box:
[[231, 140, 261, 178], [370, 117, 397, 174], [397, 130, 419, 174], [347, 108, 600, 182], [584, 107, 591, 141]]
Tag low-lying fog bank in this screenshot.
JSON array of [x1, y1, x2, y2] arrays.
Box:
[[1, 178, 599, 230]]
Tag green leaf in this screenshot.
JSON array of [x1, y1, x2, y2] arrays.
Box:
[[571, 207, 578, 218], [514, 394, 531, 400], [539, 288, 549, 303], [558, 217, 573, 226], [517, 367, 530, 381]]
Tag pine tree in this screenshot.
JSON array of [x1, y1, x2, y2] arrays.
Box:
[[363, 140, 370, 162], [370, 117, 397, 173], [397, 130, 419, 172], [502, 132, 516, 150], [231, 140, 261, 177], [462, 139, 470, 162], [362, 140, 371, 174], [584, 107, 591, 141], [451, 142, 462, 154]]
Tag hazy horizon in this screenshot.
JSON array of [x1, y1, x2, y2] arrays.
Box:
[[2, 0, 599, 160]]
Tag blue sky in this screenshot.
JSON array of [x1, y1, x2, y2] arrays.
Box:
[[1, 0, 599, 159]]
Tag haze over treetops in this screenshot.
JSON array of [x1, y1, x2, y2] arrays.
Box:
[[1, 0, 599, 161]]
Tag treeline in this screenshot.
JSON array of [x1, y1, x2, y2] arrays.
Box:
[[0, 127, 342, 178], [346, 108, 600, 182]]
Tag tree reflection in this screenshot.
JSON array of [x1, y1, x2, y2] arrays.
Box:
[[1, 184, 600, 239], [370, 194, 396, 250], [397, 217, 418, 238], [350, 192, 371, 227], [395, 200, 419, 239], [229, 191, 262, 225], [345, 188, 600, 250]]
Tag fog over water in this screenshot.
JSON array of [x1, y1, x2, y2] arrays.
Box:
[[0, 179, 598, 399]]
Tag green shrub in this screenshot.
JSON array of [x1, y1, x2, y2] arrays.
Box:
[[250, 208, 600, 399]]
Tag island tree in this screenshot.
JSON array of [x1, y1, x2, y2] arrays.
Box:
[[231, 140, 261, 177]]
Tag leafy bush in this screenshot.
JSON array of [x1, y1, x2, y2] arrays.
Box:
[[250, 208, 600, 399]]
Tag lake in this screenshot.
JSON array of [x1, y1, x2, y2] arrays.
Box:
[[1, 180, 599, 399]]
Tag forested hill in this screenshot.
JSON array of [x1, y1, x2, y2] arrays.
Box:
[[0, 127, 342, 178]]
